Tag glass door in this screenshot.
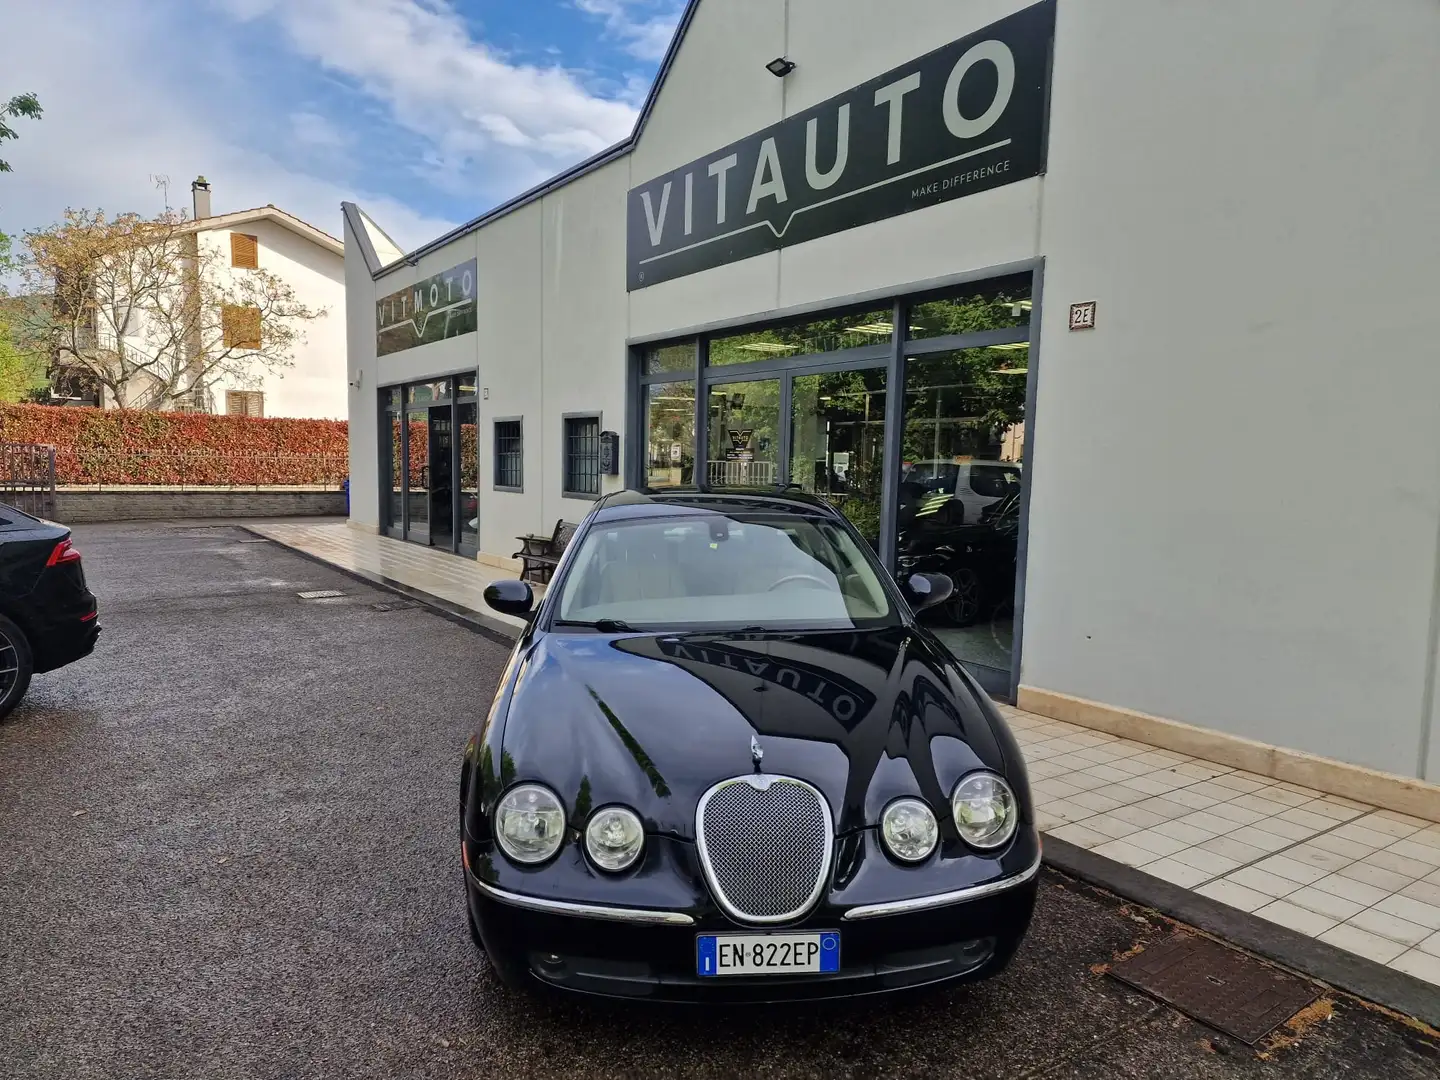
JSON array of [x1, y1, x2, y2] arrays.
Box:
[[457, 400, 478, 554], [428, 405, 454, 550], [789, 370, 887, 549], [895, 346, 1028, 694], [706, 378, 780, 487], [403, 406, 430, 544]]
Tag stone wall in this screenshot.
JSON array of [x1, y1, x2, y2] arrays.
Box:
[[54, 489, 345, 523]]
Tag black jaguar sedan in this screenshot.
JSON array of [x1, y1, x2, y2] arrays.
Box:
[[460, 488, 1038, 1002], [0, 505, 100, 719]]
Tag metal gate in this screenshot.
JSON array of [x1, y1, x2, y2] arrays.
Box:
[[1, 443, 58, 519]]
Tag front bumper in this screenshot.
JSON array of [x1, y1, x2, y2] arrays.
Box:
[[465, 855, 1040, 1002]]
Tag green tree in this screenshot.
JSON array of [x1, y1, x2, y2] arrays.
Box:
[[0, 92, 42, 174]]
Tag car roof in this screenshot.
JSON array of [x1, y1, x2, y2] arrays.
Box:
[[592, 487, 847, 523]]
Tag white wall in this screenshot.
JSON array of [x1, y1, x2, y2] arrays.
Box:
[[201, 221, 346, 419], [1024, 0, 1440, 778], [343, 220, 380, 530]]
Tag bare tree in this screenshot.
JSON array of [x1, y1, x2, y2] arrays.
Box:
[[18, 208, 325, 410]]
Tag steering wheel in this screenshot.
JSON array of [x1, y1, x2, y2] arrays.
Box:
[[766, 573, 832, 592]]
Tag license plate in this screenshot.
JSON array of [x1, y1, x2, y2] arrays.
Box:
[[696, 932, 840, 977]]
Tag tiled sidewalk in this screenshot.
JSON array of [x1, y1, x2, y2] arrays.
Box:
[[251, 520, 1440, 989], [1000, 704, 1440, 986]]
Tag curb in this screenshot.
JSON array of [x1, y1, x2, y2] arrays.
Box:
[[240, 526, 524, 648], [1042, 836, 1440, 1028]]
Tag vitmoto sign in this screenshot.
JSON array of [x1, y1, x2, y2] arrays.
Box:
[[376, 258, 478, 356], [625, 0, 1054, 291]]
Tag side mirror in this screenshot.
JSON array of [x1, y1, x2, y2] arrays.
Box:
[[484, 579, 534, 617], [903, 572, 953, 613]]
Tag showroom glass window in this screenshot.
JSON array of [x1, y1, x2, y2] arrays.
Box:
[[377, 373, 479, 556], [638, 341, 697, 490]]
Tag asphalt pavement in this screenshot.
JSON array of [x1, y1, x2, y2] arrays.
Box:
[[1, 522, 1437, 1080]]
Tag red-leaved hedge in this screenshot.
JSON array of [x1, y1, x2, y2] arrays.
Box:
[[0, 404, 349, 486]]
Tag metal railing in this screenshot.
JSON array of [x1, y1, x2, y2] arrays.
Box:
[[1, 443, 58, 518], [706, 460, 778, 487]]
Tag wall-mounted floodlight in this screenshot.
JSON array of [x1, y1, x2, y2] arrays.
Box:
[[766, 57, 796, 77]]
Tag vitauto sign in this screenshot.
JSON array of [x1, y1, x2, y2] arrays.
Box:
[[626, 0, 1054, 291]]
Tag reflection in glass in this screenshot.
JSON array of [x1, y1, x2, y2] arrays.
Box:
[[404, 409, 429, 533], [428, 405, 454, 549], [896, 347, 1028, 684], [709, 310, 892, 366], [907, 276, 1032, 340], [389, 415, 403, 530], [790, 370, 887, 547], [707, 380, 780, 486], [408, 380, 451, 405], [456, 374, 478, 397], [458, 401, 478, 549], [643, 341, 697, 375], [645, 382, 695, 488]]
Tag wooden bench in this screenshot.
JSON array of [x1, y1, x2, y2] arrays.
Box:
[[513, 520, 579, 584]]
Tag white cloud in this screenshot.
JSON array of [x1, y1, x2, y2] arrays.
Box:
[[0, 0, 455, 254], [575, 0, 682, 63], [217, 0, 641, 164]]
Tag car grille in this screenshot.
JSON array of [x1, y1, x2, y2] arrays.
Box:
[[695, 776, 834, 924]]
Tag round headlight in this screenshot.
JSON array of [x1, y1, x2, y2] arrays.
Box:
[[880, 798, 939, 863], [584, 806, 645, 872], [951, 772, 1017, 850], [495, 784, 566, 865]]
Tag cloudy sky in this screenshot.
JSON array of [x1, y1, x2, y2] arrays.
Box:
[[0, 0, 682, 253]]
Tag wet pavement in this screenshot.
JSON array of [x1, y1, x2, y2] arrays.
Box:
[[1, 522, 1437, 1080]]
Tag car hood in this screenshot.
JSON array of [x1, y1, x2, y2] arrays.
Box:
[[497, 625, 1006, 838]]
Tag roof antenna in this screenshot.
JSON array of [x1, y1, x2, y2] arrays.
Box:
[[151, 174, 171, 211]]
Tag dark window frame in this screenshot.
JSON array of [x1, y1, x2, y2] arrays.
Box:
[[562, 413, 602, 500], [493, 417, 524, 493]]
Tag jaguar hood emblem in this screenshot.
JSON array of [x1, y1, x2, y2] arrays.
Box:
[[750, 735, 764, 772]]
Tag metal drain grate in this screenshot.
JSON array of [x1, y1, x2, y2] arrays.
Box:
[[1109, 933, 1319, 1045], [297, 590, 345, 600], [369, 601, 416, 612]]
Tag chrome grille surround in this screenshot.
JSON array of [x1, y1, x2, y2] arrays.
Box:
[[695, 774, 835, 925]]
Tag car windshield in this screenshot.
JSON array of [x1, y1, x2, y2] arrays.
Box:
[[554, 510, 897, 631]]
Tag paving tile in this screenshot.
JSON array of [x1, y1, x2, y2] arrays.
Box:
[[1108, 804, 1169, 829], [1400, 878, 1440, 908], [1069, 746, 1125, 766], [1226, 866, 1303, 899], [1091, 839, 1159, 868], [1032, 778, 1086, 801], [1228, 793, 1298, 818], [1226, 826, 1296, 855], [1316, 794, 1373, 812], [1151, 819, 1218, 847], [1385, 839, 1440, 869], [1210, 773, 1270, 794], [1254, 814, 1325, 842], [1337, 860, 1416, 893], [1168, 761, 1231, 781], [1426, 867, 1440, 885], [1066, 733, 1111, 749], [1206, 802, 1268, 827], [1307, 831, 1386, 861], [1284, 844, 1354, 874], [1347, 908, 1431, 946], [1041, 738, 1091, 756], [1118, 774, 1187, 797], [1162, 787, 1224, 811], [1310, 873, 1392, 907], [1171, 847, 1244, 877], [1370, 810, 1433, 832], [1255, 854, 1329, 886], [1405, 827, 1440, 851], [1255, 899, 1338, 937], [1037, 797, 1093, 824], [1069, 789, 1126, 814], [1086, 814, 1144, 840], [1078, 763, 1141, 785], [1174, 811, 1239, 838], [1419, 931, 1440, 958], [1284, 885, 1366, 922], [1199, 835, 1270, 865], [1196, 879, 1271, 913], [1184, 780, 1246, 803], [1063, 771, 1113, 793], [1299, 799, 1368, 823], [1141, 857, 1214, 888], [1025, 760, 1066, 781], [1373, 894, 1440, 931], [1134, 796, 1194, 821], [1035, 812, 1066, 832], [1344, 814, 1425, 841], [1389, 949, 1440, 987], [1274, 782, 1324, 798], [1362, 850, 1426, 880], [1276, 806, 1339, 832], [1318, 923, 1408, 964], [1048, 822, 1107, 849], [1107, 756, 1158, 778], [1248, 786, 1316, 808], [1124, 828, 1192, 858], [1047, 752, 1097, 772]]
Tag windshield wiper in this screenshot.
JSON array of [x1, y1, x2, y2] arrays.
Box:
[[555, 618, 642, 633]]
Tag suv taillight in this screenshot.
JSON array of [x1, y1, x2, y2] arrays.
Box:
[[46, 538, 82, 567]]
